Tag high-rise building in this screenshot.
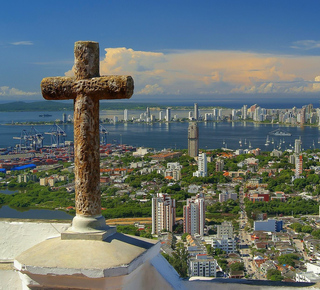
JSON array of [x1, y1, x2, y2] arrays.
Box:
[[166, 108, 171, 122], [124, 109, 128, 122], [193, 152, 207, 177], [146, 107, 150, 118], [151, 193, 176, 234], [242, 105, 247, 120], [113, 116, 118, 123], [188, 122, 199, 157], [300, 107, 306, 124], [212, 108, 218, 121], [194, 103, 199, 120], [295, 139, 301, 154], [295, 154, 303, 178], [183, 195, 205, 236], [159, 111, 163, 121], [215, 159, 224, 172], [62, 113, 67, 123]]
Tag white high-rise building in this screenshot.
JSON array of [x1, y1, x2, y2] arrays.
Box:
[[213, 108, 218, 120], [151, 193, 176, 234], [194, 103, 199, 120], [193, 153, 207, 177], [113, 116, 118, 123], [242, 105, 248, 120], [295, 139, 301, 154], [146, 107, 150, 118], [183, 195, 205, 236], [166, 108, 171, 122], [188, 111, 193, 120], [124, 109, 128, 122], [159, 111, 163, 121]]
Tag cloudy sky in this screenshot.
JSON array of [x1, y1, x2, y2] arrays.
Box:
[[1, 0, 320, 106]]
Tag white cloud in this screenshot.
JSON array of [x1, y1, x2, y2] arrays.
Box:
[[11, 41, 33, 46], [64, 47, 320, 95], [291, 40, 320, 50], [0, 86, 38, 96], [137, 84, 164, 95]]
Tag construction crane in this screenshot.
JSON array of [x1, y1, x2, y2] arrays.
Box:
[[45, 123, 67, 148], [13, 127, 44, 152], [99, 124, 109, 145]]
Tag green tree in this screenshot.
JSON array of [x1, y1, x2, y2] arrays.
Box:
[[266, 269, 283, 281]]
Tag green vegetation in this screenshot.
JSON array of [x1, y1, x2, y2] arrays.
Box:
[[116, 224, 153, 239], [162, 242, 189, 278], [277, 254, 299, 267], [245, 197, 319, 217], [266, 269, 283, 281]]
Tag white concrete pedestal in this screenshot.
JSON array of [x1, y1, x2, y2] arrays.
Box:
[[14, 232, 182, 289]]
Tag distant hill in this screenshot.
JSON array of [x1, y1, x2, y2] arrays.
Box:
[[0, 101, 165, 112]]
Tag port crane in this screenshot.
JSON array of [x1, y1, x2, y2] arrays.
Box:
[[45, 123, 67, 148], [99, 124, 109, 145], [13, 127, 44, 152]]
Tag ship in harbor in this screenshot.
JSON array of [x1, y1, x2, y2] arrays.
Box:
[[268, 128, 291, 137], [39, 114, 52, 117]]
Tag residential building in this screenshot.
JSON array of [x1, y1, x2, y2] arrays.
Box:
[[215, 158, 224, 172], [193, 152, 207, 177], [152, 193, 176, 234], [183, 195, 205, 236], [123, 109, 128, 122], [189, 254, 217, 277]]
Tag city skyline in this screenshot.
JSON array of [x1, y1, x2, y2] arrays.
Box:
[[1, 1, 320, 105]]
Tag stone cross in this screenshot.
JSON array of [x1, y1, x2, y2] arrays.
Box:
[[41, 41, 134, 234]]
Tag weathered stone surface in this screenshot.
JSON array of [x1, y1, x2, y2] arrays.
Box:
[[41, 75, 134, 100], [74, 41, 100, 80]]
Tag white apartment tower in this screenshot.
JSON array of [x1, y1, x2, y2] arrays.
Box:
[[193, 152, 207, 177], [123, 109, 128, 122], [152, 193, 176, 234], [194, 103, 199, 120], [166, 107, 171, 122], [295, 139, 301, 154], [159, 111, 163, 121], [242, 105, 247, 120], [183, 195, 205, 236]]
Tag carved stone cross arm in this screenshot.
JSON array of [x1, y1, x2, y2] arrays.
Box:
[[41, 75, 134, 100]]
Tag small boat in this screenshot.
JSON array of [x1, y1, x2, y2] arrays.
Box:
[[39, 114, 52, 117], [269, 128, 291, 136], [248, 141, 252, 149], [265, 136, 270, 146], [239, 139, 242, 147]]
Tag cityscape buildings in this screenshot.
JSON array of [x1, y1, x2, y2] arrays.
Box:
[[151, 193, 176, 234]]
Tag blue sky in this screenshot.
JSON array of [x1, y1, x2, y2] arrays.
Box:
[[1, 0, 320, 105]]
